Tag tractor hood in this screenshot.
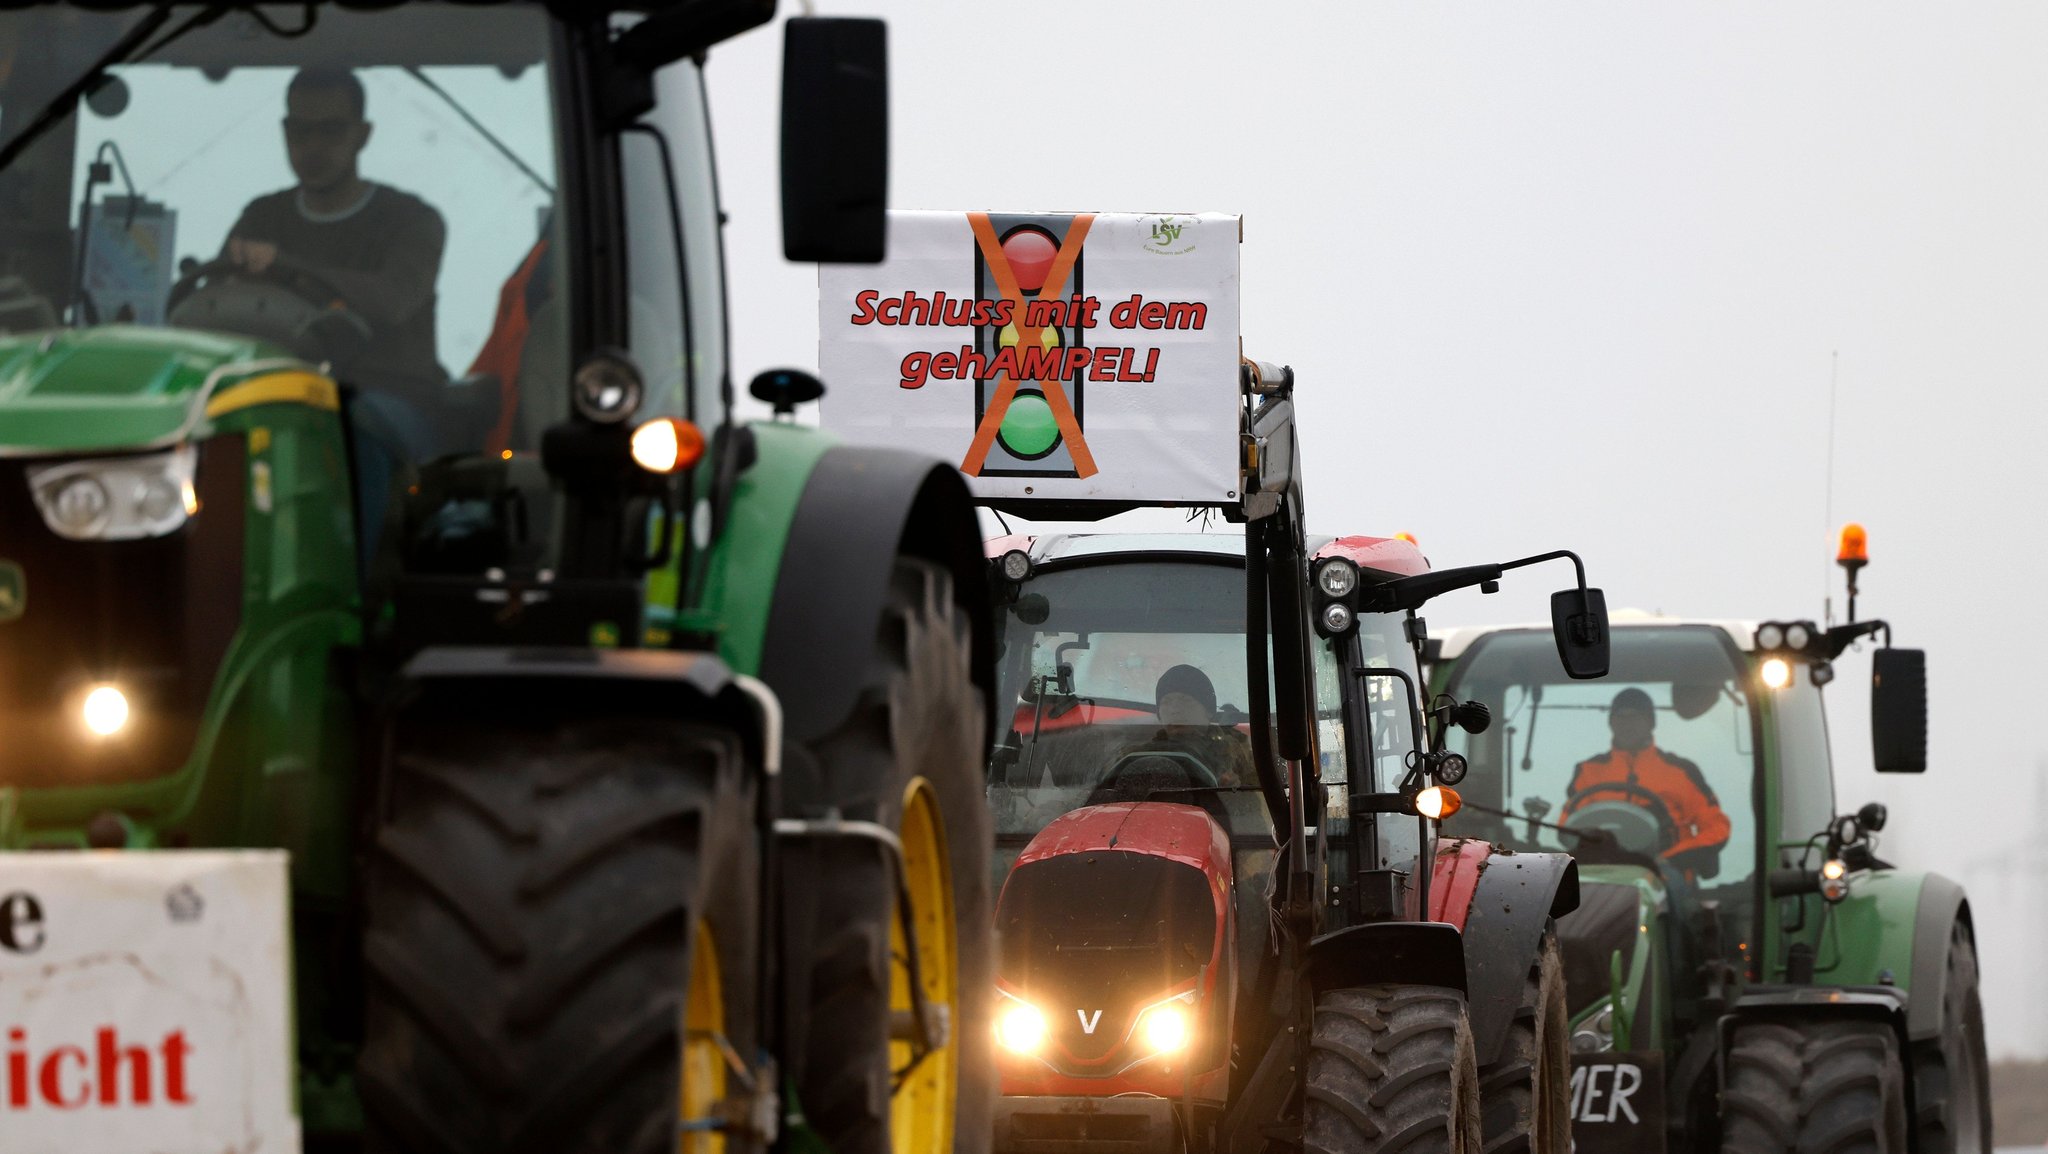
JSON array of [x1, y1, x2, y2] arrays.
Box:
[[0, 326, 295, 454]]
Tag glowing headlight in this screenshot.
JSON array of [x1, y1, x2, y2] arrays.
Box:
[[1315, 558, 1358, 598], [1138, 1002, 1190, 1054], [82, 685, 129, 737], [1760, 657, 1792, 690], [1820, 858, 1847, 881], [995, 998, 1047, 1055], [28, 446, 198, 541]]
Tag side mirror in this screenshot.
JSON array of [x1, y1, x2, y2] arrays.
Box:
[[1549, 588, 1610, 680], [781, 17, 888, 263], [1856, 801, 1888, 833], [1871, 648, 1927, 773]]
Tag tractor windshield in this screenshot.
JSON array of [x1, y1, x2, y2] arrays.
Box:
[[987, 559, 1276, 860], [0, 5, 715, 456], [1438, 625, 1760, 927]]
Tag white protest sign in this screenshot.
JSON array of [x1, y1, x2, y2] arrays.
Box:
[[0, 851, 299, 1154], [820, 211, 1242, 506]]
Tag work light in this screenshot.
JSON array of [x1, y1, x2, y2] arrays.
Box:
[[1315, 558, 1358, 599]]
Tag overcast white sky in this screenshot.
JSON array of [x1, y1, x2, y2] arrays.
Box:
[[703, 3, 2048, 1058]]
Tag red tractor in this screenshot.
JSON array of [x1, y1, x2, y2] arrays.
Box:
[[980, 363, 1613, 1153]]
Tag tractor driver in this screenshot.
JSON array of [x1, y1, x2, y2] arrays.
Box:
[[1148, 664, 1255, 788], [222, 67, 448, 429], [1564, 687, 1731, 875]]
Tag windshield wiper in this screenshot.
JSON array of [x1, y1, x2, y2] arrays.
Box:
[[0, 5, 233, 176]]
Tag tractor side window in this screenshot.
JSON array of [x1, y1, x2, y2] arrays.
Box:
[[618, 57, 725, 428], [619, 128, 690, 423], [1313, 637, 1347, 813], [1772, 672, 1835, 853]]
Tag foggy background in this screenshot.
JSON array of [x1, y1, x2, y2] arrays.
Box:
[[700, 4, 2048, 1057]]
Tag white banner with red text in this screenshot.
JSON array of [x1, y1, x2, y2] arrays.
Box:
[[820, 210, 1242, 506], [0, 850, 297, 1153]]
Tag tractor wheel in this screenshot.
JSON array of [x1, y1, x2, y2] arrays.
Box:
[[1305, 985, 1482, 1154], [357, 709, 762, 1154], [1719, 1019, 1908, 1154], [1913, 921, 1991, 1154], [1478, 929, 1570, 1154], [780, 558, 993, 1154]]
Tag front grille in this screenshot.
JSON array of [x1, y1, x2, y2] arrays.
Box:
[[998, 851, 1214, 1063], [0, 438, 246, 787]]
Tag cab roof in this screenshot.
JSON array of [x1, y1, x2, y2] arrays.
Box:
[[1432, 610, 1763, 662], [986, 531, 1431, 581]]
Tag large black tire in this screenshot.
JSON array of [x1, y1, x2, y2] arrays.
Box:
[[1305, 985, 1482, 1154], [1478, 930, 1570, 1154], [780, 558, 994, 1154], [1913, 921, 1991, 1154], [357, 707, 761, 1154], [1719, 1019, 1909, 1154]]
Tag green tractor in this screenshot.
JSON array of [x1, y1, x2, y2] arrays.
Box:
[[0, 4, 995, 1152], [1430, 528, 1986, 1154]]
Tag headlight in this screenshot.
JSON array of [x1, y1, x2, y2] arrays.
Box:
[[1760, 657, 1792, 689], [1756, 622, 1785, 651], [1315, 558, 1358, 598], [81, 684, 129, 737], [1320, 602, 1354, 634], [1132, 990, 1197, 1055], [995, 996, 1047, 1056], [1137, 1002, 1190, 1054], [28, 446, 198, 541], [1000, 549, 1032, 582], [572, 352, 644, 424], [1784, 622, 1812, 652]]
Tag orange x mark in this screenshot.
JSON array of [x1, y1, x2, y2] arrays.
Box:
[[961, 212, 1098, 478]]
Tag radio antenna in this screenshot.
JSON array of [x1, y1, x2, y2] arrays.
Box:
[[1822, 350, 1840, 627]]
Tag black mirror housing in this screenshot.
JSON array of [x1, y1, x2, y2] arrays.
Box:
[[1872, 647, 1927, 773], [781, 17, 888, 263], [1550, 587, 1610, 680]]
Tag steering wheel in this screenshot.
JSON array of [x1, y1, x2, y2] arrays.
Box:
[[1564, 780, 1678, 857], [1088, 750, 1218, 806], [166, 256, 372, 364]]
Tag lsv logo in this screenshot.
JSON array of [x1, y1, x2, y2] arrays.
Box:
[[1077, 1009, 1102, 1035], [1144, 216, 1197, 256]]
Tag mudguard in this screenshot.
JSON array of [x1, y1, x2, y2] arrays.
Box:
[[1906, 875, 1970, 1043], [756, 442, 993, 745], [399, 647, 767, 761], [1800, 869, 1968, 1043], [1306, 920, 1468, 995], [1428, 840, 1582, 1066]]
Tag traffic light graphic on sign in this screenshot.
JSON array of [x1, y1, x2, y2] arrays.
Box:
[[965, 212, 1096, 479]]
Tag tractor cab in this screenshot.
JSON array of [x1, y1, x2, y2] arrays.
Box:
[[1430, 527, 1980, 1154], [1433, 616, 1768, 1044]]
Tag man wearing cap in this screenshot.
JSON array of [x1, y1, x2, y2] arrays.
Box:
[[1145, 664, 1256, 788], [1564, 688, 1730, 875]]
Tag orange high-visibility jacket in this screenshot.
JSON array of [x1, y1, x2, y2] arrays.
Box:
[[1565, 745, 1731, 863]]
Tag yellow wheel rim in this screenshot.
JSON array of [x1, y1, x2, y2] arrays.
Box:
[[891, 778, 958, 1154], [681, 924, 726, 1154]]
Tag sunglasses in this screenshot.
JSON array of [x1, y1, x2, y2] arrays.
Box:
[[282, 116, 360, 143]]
